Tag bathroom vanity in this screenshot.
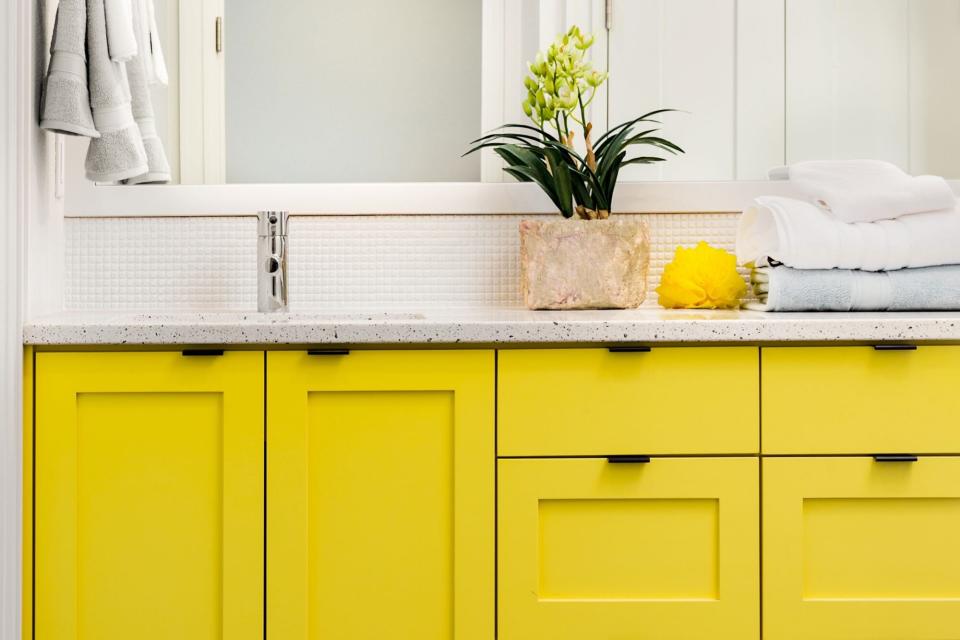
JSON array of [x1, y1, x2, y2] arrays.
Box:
[[22, 311, 960, 640]]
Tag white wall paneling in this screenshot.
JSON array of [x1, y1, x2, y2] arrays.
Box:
[[1, 0, 24, 637], [609, 0, 784, 182], [909, 0, 960, 178], [736, 0, 786, 180], [785, 0, 960, 174], [178, 0, 226, 184]]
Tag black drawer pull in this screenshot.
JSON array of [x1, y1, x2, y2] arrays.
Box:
[[873, 345, 917, 351], [182, 349, 224, 357], [873, 455, 919, 463], [307, 349, 351, 356], [607, 455, 651, 464], [608, 346, 652, 353]]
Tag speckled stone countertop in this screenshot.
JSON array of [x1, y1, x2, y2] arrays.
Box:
[[21, 309, 960, 346]]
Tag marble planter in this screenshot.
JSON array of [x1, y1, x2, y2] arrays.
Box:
[[519, 218, 650, 310]]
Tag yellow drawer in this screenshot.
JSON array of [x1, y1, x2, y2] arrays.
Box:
[[499, 457, 760, 640], [762, 346, 960, 454], [763, 456, 960, 640], [498, 347, 759, 456]]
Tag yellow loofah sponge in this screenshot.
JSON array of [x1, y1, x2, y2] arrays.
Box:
[[656, 242, 747, 309]]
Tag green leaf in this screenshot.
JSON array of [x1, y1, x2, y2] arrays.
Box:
[[621, 156, 666, 166], [543, 148, 575, 217], [593, 109, 678, 148]]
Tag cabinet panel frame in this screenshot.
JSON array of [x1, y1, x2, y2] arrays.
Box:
[[34, 350, 265, 640], [763, 456, 960, 640], [266, 350, 495, 640], [498, 456, 760, 640]]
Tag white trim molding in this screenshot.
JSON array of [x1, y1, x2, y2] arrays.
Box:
[[0, 0, 24, 639]]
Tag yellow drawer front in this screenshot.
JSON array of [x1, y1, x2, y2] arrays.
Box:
[[35, 351, 264, 640], [764, 457, 960, 640], [267, 350, 494, 640], [498, 348, 759, 456], [499, 457, 760, 640], [762, 346, 960, 454]]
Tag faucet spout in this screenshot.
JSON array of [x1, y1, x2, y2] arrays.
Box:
[[258, 211, 289, 312]]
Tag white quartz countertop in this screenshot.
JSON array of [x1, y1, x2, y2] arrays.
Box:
[[21, 309, 960, 346]]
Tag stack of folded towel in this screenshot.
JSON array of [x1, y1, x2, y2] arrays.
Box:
[[736, 160, 960, 311], [40, 0, 171, 184]]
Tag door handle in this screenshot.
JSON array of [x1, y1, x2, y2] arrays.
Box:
[[307, 349, 350, 356], [607, 455, 651, 464], [873, 345, 917, 351], [608, 346, 651, 353], [182, 349, 225, 357], [873, 455, 919, 463]]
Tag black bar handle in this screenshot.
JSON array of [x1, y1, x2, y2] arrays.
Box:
[[182, 349, 225, 357], [607, 455, 651, 464], [873, 345, 917, 351], [307, 349, 351, 356], [873, 455, 919, 463], [608, 346, 652, 353]]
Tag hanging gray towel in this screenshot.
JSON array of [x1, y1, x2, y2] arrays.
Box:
[[123, 0, 170, 185], [40, 0, 99, 138], [85, 0, 149, 182]]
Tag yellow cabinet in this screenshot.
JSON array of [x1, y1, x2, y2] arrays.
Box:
[[266, 350, 494, 640], [499, 457, 760, 640], [764, 457, 960, 640], [35, 351, 264, 640], [762, 346, 960, 454], [499, 347, 759, 456]]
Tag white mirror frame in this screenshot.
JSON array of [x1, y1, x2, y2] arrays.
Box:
[[62, 0, 960, 218]]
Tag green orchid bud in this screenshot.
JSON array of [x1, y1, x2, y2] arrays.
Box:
[[524, 76, 538, 92], [522, 99, 533, 118], [576, 34, 595, 50], [536, 90, 546, 107], [543, 75, 555, 94]]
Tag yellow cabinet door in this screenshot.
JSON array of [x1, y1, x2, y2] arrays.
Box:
[[499, 348, 759, 456], [35, 351, 264, 640], [764, 457, 960, 640], [762, 346, 960, 454], [267, 350, 494, 640], [499, 457, 760, 640]]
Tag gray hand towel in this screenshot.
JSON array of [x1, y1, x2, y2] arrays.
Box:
[[40, 0, 99, 138], [85, 0, 149, 182], [746, 265, 960, 311], [123, 0, 171, 185]]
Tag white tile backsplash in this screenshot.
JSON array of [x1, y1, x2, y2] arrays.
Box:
[[65, 213, 742, 311]]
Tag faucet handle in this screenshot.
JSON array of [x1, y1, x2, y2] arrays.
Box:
[[258, 211, 289, 237]]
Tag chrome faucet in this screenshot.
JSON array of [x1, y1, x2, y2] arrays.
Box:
[[258, 211, 288, 312]]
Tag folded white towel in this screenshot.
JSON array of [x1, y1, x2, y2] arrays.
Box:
[[737, 196, 960, 271], [40, 0, 99, 138], [104, 0, 138, 62], [85, 0, 149, 182], [770, 160, 956, 223], [747, 265, 960, 312], [136, 0, 168, 86]]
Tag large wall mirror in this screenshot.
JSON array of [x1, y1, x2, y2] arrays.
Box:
[[145, 0, 960, 186]]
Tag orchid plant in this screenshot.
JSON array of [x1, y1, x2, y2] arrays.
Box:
[[466, 26, 684, 220]]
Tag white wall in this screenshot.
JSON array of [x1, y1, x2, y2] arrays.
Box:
[[607, 0, 785, 182], [0, 0, 23, 634], [787, 0, 960, 177], [224, 0, 483, 183]]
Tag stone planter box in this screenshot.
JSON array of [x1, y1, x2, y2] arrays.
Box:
[[519, 218, 650, 310]]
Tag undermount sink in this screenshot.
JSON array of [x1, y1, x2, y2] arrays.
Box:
[[127, 312, 426, 323]]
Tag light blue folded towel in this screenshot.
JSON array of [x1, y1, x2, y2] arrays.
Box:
[[746, 265, 960, 311]]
